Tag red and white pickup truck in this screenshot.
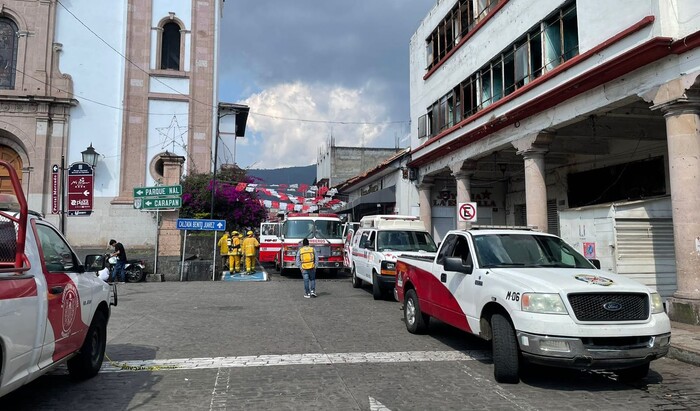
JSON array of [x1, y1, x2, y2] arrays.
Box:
[[395, 228, 671, 383], [0, 160, 115, 398]]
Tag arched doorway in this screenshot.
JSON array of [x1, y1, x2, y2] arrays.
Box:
[[0, 145, 22, 193]]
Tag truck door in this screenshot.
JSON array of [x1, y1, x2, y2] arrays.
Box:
[[259, 222, 281, 263], [34, 222, 91, 365], [434, 234, 475, 332]]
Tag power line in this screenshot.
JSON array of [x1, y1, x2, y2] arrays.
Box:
[[55, 0, 412, 127]]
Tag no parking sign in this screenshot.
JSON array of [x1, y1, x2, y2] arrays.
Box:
[[458, 202, 478, 222]]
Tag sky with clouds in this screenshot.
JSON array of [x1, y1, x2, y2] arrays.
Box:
[[217, 0, 436, 170]]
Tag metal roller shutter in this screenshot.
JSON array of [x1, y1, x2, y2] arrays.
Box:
[[614, 218, 676, 298]]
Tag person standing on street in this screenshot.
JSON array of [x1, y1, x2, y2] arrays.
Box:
[[109, 239, 127, 283], [241, 230, 259, 274], [230, 231, 242, 273], [217, 231, 231, 272], [296, 238, 318, 298]]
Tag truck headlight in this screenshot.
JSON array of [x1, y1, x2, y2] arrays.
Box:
[[521, 293, 568, 314], [284, 246, 297, 257], [651, 292, 665, 314], [380, 261, 396, 275], [331, 248, 342, 256]]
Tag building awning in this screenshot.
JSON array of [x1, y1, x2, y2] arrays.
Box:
[[337, 186, 396, 214]]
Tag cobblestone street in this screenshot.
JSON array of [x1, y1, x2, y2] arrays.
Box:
[[3, 269, 700, 410]]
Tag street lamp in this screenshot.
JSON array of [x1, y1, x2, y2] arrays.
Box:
[[211, 103, 249, 218], [81, 143, 100, 168]]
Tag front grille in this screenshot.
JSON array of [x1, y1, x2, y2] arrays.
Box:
[[581, 336, 653, 349], [567, 293, 649, 321], [315, 246, 331, 258]]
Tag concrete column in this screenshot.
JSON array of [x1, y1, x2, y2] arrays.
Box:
[[417, 179, 433, 235], [663, 107, 700, 300], [648, 73, 700, 324], [513, 133, 553, 232], [450, 160, 477, 230]]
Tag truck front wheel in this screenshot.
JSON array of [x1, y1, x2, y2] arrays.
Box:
[[491, 313, 520, 384], [351, 265, 362, 288], [372, 272, 383, 300], [404, 289, 429, 334], [68, 311, 107, 380]]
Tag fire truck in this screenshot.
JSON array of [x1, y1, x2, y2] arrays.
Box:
[[274, 213, 344, 275]]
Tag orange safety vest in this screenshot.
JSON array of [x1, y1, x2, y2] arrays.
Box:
[[299, 246, 315, 270]]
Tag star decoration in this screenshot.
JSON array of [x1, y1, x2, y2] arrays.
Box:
[[156, 116, 189, 153]]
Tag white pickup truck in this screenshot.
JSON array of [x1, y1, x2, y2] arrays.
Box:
[[0, 160, 115, 398], [395, 227, 671, 383]]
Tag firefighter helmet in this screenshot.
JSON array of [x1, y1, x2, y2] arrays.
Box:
[[247, 230, 253, 236]]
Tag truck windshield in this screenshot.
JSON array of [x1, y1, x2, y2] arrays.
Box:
[[473, 234, 594, 269], [377, 231, 438, 252], [284, 220, 342, 239]]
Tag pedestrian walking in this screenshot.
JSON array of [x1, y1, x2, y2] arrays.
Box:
[[108, 239, 127, 283], [296, 238, 318, 298], [241, 230, 259, 274]]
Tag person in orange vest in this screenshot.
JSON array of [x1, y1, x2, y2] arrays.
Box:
[[241, 230, 259, 274], [295, 238, 318, 298]]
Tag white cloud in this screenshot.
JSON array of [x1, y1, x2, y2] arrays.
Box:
[[240, 82, 389, 168]]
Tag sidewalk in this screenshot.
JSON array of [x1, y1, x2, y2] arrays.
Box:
[[669, 321, 700, 367]]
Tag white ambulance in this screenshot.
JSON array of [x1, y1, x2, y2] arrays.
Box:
[[349, 215, 437, 299]]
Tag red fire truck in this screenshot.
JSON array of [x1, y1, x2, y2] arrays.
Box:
[[274, 213, 344, 275]]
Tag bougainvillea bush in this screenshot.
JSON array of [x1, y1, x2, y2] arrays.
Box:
[[180, 168, 266, 233]]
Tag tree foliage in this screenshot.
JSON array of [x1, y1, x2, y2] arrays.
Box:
[[180, 168, 267, 232]]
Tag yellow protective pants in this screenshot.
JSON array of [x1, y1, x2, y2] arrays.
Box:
[[245, 256, 256, 272], [227, 254, 242, 272]]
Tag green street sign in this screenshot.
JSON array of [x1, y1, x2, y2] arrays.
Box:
[[134, 197, 182, 210], [133, 185, 182, 198]]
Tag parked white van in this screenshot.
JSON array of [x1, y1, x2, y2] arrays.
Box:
[[350, 215, 437, 299]]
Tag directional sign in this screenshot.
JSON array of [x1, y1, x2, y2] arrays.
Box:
[[458, 202, 477, 222], [176, 218, 226, 231], [67, 162, 93, 216], [135, 197, 182, 210], [133, 185, 182, 198], [51, 164, 59, 214]]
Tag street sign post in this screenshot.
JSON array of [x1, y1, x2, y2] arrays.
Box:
[[176, 218, 226, 231], [177, 218, 227, 281], [133, 185, 182, 210], [67, 162, 93, 216]]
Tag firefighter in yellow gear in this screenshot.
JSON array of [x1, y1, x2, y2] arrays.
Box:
[[229, 231, 242, 273], [217, 231, 232, 272], [241, 230, 260, 274]]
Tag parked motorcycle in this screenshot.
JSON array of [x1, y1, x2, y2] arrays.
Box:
[[104, 254, 146, 283]]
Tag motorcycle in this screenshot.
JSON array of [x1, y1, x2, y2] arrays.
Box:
[[105, 254, 146, 283]]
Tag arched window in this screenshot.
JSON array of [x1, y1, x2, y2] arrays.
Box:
[[0, 17, 18, 89], [160, 22, 181, 70]]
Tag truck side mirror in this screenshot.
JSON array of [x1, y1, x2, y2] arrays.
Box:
[[443, 256, 473, 274], [589, 258, 601, 269], [84, 254, 106, 272]]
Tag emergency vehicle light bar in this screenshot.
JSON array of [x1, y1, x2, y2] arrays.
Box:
[[469, 225, 537, 231]]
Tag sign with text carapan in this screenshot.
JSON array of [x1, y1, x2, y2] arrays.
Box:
[[67, 162, 93, 216], [176, 218, 226, 231]]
